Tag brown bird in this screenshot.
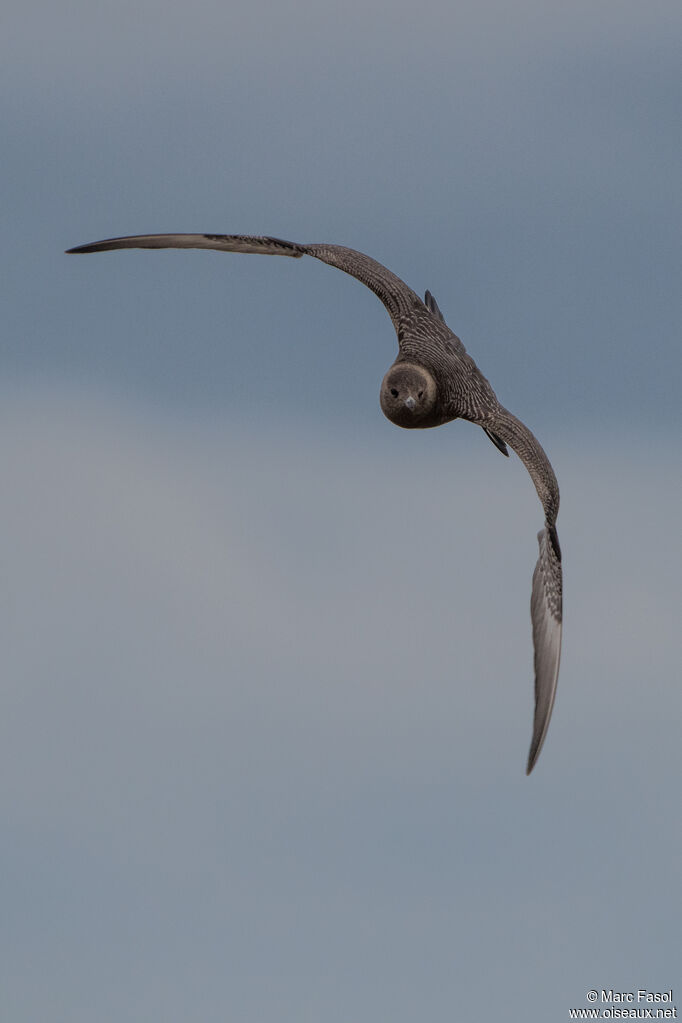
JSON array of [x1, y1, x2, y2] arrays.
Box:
[[67, 233, 562, 773]]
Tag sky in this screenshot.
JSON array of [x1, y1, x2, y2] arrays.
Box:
[[2, 1, 681, 1021]]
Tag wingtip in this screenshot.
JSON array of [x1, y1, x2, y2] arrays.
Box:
[[525, 747, 539, 776], [525, 528, 563, 777], [66, 243, 100, 254], [525, 719, 552, 774]]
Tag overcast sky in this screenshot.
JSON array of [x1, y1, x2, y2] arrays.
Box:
[[2, 2, 681, 1021]]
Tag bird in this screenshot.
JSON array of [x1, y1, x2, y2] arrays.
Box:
[[66, 232, 562, 774]]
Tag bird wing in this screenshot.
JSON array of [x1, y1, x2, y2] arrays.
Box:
[[67, 233, 422, 335], [302, 244, 423, 331], [477, 406, 562, 774], [66, 233, 308, 258]]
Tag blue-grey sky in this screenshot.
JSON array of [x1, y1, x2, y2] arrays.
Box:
[[2, 1, 681, 1021]]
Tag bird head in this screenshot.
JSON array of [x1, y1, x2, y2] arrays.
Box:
[[380, 362, 439, 428]]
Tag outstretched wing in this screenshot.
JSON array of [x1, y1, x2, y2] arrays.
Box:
[[67, 233, 308, 257], [67, 233, 422, 334], [477, 406, 562, 774]]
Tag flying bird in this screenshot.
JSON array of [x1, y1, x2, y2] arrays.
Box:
[[67, 233, 562, 773]]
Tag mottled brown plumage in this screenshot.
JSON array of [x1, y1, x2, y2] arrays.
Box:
[[67, 232, 563, 773]]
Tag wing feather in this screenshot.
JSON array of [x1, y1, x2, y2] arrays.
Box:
[[66, 233, 306, 257], [424, 289, 445, 321], [476, 407, 563, 774], [527, 526, 562, 773], [67, 233, 421, 332]]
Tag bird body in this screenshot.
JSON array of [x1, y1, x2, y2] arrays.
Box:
[[67, 232, 563, 773]]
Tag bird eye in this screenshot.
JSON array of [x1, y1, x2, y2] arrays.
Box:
[[390, 388, 399, 397]]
